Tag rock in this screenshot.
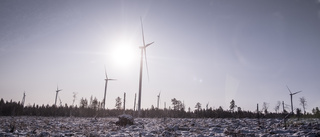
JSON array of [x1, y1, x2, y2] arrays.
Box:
[[90, 117, 98, 123], [39, 131, 50, 137], [179, 126, 190, 131], [161, 130, 172, 136], [64, 132, 74, 136], [116, 114, 134, 126]]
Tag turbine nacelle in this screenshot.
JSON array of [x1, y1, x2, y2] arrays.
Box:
[[286, 85, 302, 95], [56, 86, 62, 93], [104, 66, 116, 81]]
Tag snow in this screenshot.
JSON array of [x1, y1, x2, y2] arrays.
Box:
[[0, 116, 319, 136]]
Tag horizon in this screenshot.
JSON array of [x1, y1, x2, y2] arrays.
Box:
[[1, 0, 320, 113]]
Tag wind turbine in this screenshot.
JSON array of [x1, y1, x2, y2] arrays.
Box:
[[286, 85, 302, 114], [157, 91, 161, 109], [102, 67, 116, 109], [54, 85, 62, 107], [137, 17, 154, 117]]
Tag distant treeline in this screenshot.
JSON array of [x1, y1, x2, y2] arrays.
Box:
[[0, 98, 319, 118]]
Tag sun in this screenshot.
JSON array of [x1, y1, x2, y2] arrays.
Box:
[[111, 42, 137, 67]]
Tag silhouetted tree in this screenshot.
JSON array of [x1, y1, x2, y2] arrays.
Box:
[[80, 98, 88, 108], [91, 97, 98, 110], [229, 99, 236, 112], [171, 98, 183, 111], [274, 101, 281, 113], [312, 107, 320, 117], [237, 107, 242, 112], [195, 102, 201, 111], [262, 102, 269, 114], [115, 97, 122, 110], [218, 106, 223, 111], [300, 97, 307, 115], [296, 108, 302, 120], [72, 92, 78, 107]]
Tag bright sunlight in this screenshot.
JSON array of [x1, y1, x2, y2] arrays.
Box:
[[111, 42, 137, 67]]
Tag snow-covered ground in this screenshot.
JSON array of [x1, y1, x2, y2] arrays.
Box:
[[0, 116, 319, 136]]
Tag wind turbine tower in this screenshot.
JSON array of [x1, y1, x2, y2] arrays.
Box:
[[133, 93, 136, 111], [54, 86, 62, 107], [21, 91, 26, 107], [157, 91, 161, 109], [286, 85, 302, 114], [137, 18, 154, 117], [282, 101, 285, 113], [123, 92, 126, 113], [103, 67, 116, 109]]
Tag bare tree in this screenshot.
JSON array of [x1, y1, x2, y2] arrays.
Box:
[[80, 97, 88, 108], [72, 92, 78, 107], [274, 101, 281, 113], [91, 97, 98, 110], [262, 102, 269, 114], [300, 97, 307, 114], [115, 97, 122, 110]]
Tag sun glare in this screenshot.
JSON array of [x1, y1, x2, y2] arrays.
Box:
[[112, 42, 136, 67]]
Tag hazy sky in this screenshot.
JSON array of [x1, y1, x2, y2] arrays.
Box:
[[1, 0, 320, 112]]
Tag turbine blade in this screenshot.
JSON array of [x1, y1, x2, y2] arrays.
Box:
[[145, 42, 154, 48], [108, 79, 117, 81], [292, 91, 302, 95], [144, 48, 150, 81], [104, 66, 108, 79], [140, 17, 146, 47], [286, 85, 292, 94]]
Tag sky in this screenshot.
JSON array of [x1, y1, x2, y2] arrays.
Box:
[[1, 0, 320, 112]]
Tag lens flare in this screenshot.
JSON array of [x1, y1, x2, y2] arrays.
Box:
[[112, 42, 136, 67]]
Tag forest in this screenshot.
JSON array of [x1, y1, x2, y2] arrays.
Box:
[[1, 97, 319, 119]]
